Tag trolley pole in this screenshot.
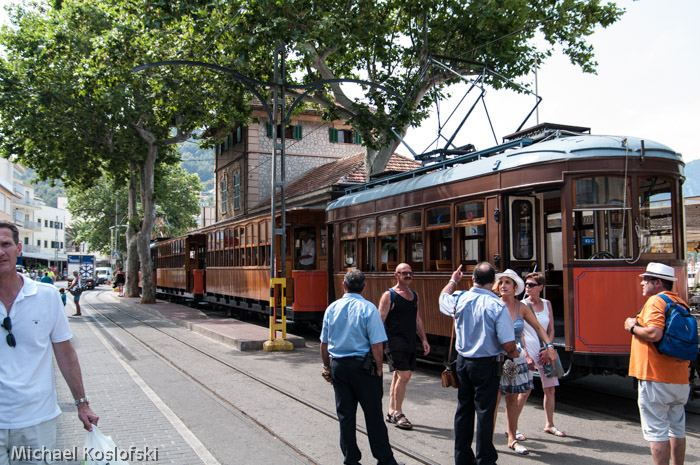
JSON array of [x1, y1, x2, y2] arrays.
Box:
[[264, 44, 294, 352]]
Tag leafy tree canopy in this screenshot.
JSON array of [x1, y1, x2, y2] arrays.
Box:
[[67, 163, 201, 255], [152, 0, 624, 173]]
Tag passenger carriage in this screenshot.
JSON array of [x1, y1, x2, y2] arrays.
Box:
[[326, 124, 689, 377]]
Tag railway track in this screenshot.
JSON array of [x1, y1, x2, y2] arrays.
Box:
[[84, 290, 440, 465]]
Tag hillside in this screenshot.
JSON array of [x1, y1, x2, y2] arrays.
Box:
[[684, 159, 700, 198]]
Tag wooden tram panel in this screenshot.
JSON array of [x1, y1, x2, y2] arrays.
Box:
[[163, 208, 329, 320], [327, 134, 689, 373]]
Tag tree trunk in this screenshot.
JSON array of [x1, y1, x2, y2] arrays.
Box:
[[137, 137, 157, 304], [366, 139, 402, 178], [124, 163, 140, 298]]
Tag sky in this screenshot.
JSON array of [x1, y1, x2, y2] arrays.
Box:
[[396, 0, 700, 163], [1, 0, 698, 162]]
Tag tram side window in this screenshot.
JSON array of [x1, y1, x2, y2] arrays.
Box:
[[457, 201, 485, 264], [427, 206, 452, 270], [573, 176, 632, 259], [234, 228, 240, 266], [511, 200, 534, 260], [400, 211, 423, 270], [251, 224, 259, 266], [341, 222, 356, 269], [378, 215, 398, 271], [358, 218, 376, 272], [639, 176, 674, 254]]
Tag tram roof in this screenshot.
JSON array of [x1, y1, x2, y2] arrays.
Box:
[[327, 135, 681, 212]]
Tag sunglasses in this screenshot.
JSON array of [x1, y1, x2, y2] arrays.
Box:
[[525, 282, 540, 288], [399, 271, 413, 276], [2, 316, 16, 348]]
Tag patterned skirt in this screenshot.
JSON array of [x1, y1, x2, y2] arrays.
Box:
[[500, 353, 534, 394]]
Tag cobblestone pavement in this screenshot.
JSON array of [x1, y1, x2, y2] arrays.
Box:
[[54, 296, 214, 465]]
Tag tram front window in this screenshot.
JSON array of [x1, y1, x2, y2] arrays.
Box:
[[573, 176, 632, 259], [460, 224, 485, 263], [639, 177, 674, 254]]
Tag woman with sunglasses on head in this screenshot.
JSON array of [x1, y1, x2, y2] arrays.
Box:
[[493, 269, 557, 455], [520, 272, 567, 438]]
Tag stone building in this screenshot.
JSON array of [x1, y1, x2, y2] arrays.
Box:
[[214, 107, 366, 222]]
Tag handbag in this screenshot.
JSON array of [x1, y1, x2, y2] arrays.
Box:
[[539, 346, 565, 378], [441, 295, 463, 389]]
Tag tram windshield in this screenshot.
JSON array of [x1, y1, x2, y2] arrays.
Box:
[[573, 176, 632, 259], [639, 177, 674, 254]]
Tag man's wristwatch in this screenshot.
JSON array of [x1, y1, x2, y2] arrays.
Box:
[[74, 397, 89, 406], [630, 325, 636, 335]]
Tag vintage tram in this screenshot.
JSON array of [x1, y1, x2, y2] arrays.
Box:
[[152, 124, 694, 378], [152, 208, 330, 322], [325, 126, 689, 377]]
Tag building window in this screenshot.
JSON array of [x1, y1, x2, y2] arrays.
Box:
[[233, 173, 240, 211], [267, 123, 299, 139], [221, 178, 227, 215], [37, 239, 40, 246], [329, 128, 361, 144]]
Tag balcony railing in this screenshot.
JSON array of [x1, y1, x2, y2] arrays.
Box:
[[23, 220, 42, 230], [14, 197, 41, 208], [21, 244, 40, 253]]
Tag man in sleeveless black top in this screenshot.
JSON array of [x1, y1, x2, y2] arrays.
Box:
[[378, 263, 430, 430]]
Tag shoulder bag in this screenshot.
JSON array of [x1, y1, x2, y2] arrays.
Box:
[[441, 291, 466, 389]]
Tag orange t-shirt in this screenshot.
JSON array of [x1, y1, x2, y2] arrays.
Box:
[[628, 291, 690, 384]]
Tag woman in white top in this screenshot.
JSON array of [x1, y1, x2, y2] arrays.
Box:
[[521, 272, 566, 437]]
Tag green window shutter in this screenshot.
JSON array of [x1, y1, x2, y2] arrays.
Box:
[[293, 125, 302, 140], [237, 126, 242, 142], [329, 127, 338, 143], [354, 131, 362, 145], [223, 137, 228, 151], [267, 122, 272, 138]]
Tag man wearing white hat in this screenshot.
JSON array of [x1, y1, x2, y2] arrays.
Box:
[[624, 262, 690, 465]]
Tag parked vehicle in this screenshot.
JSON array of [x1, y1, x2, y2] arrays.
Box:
[[67, 254, 97, 289], [96, 267, 114, 284]]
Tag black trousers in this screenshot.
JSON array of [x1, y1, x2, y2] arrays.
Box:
[[331, 357, 397, 465], [454, 355, 500, 465]]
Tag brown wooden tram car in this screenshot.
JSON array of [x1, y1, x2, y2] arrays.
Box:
[[326, 126, 691, 377], [154, 208, 329, 321]]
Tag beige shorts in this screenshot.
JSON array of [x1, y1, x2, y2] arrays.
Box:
[[638, 380, 689, 442], [0, 417, 57, 465]]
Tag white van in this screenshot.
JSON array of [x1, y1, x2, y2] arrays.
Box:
[[95, 267, 114, 284]]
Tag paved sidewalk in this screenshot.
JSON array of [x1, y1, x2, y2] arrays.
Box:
[[113, 294, 306, 350], [54, 299, 213, 465]]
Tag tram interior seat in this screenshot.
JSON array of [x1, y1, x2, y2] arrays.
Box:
[[408, 262, 423, 272], [383, 261, 398, 272], [435, 260, 452, 271]]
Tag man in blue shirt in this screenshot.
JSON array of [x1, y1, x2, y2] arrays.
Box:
[[320, 269, 401, 465], [439, 262, 518, 465]]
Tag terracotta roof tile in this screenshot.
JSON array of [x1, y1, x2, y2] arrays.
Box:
[[285, 153, 419, 198]]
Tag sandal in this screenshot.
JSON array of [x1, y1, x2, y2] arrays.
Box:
[[504, 430, 526, 441], [544, 426, 566, 437], [394, 413, 413, 430], [508, 440, 529, 455], [386, 413, 396, 424]]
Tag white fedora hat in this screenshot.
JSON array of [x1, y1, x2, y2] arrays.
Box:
[[639, 262, 677, 282], [495, 269, 525, 295]]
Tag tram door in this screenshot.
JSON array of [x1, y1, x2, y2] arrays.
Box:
[[507, 196, 540, 276], [507, 193, 566, 344]]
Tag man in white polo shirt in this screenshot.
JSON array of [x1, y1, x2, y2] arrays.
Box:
[[0, 221, 99, 463]]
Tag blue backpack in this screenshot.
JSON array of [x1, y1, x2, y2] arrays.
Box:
[[654, 294, 698, 362]]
